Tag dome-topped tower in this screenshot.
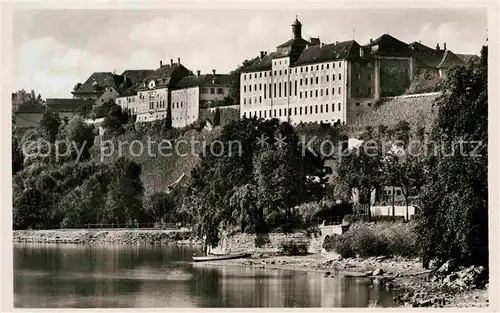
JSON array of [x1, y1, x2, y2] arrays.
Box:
[[292, 16, 302, 39]]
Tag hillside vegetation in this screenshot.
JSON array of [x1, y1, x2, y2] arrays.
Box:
[[93, 125, 222, 195], [348, 94, 438, 137]]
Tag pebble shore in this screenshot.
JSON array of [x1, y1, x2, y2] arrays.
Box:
[[199, 252, 488, 308]]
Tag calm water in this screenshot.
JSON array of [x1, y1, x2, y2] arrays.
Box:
[[14, 243, 400, 308]]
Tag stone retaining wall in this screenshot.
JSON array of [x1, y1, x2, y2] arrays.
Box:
[[213, 232, 322, 254], [13, 229, 201, 245]]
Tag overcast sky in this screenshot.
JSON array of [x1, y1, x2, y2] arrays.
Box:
[[13, 9, 487, 98]]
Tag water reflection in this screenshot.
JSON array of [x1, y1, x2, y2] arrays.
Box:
[[14, 243, 399, 308]]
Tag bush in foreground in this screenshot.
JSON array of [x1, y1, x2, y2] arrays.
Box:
[[280, 241, 309, 256], [323, 222, 419, 258]]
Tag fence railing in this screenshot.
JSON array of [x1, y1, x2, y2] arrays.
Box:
[[85, 222, 178, 230], [29, 222, 181, 231]]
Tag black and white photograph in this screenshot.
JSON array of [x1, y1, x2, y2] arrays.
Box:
[[3, 1, 496, 309]]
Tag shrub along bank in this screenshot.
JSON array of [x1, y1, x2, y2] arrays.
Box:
[[323, 222, 419, 259]]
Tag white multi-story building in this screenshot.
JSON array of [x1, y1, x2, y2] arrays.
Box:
[[170, 70, 231, 127], [115, 60, 232, 127], [240, 18, 383, 125], [133, 59, 191, 122]]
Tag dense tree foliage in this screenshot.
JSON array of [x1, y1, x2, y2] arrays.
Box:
[[213, 107, 221, 126], [337, 143, 383, 221], [103, 101, 129, 134], [66, 116, 96, 161], [12, 136, 24, 174], [416, 46, 488, 269], [181, 117, 326, 245], [39, 111, 61, 143]]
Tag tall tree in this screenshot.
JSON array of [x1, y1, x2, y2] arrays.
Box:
[[164, 103, 172, 130], [416, 46, 488, 269], [338, 143, 383, 221], [12, 136, 24, 174], [213, 107, 221, 126], [39, 111, 61, 143], [66, 116, 96, 161], [103, 102, 128, 133]]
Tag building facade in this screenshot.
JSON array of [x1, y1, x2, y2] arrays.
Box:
[[170, 70, 231, 127], [240, 18, 380, 125], [133, 59, 191, 122], [240, 18, 477, 125], [114, 69, 154, 116]]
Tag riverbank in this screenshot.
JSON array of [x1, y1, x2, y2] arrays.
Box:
[[198, 252, 488, 308], [13, 229, 202, 245]]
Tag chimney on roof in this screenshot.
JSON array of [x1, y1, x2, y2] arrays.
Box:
[[309, 37, 320, 46], [335, 41, 339, 45], [321, 43, 325, 47], [160, 60, 163, 68], [436, 43, 440, 51], [443, 42, 447, 50], [197, 70, 201, 77], [170, 59, 173, 66], [178, 57, 181, 64], [419, 40, 421, 43], [212, 69, 216, 75], [370, 38, 373, 44], [260, 51, 267, 59]]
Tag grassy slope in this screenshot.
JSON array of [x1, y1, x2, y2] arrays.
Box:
[[348, 94, 438, 138], [93, 127, 222, 195]]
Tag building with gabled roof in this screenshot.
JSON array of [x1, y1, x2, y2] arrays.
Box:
[[170, 70, 232, 127], [409, 41, 477, 77], [71, 72, 127, 100], [114, 69, 154, 117], [131, 59, 192, 122], [362, 34, 415, 97]]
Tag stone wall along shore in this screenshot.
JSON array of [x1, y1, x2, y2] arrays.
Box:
[[13, 229, 202, 245]]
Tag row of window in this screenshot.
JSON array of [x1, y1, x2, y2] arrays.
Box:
[[243, 85, 344, 105], [385, 189, 402, 196], [244, 73, 344, 93], [201, 87, 224, 94], [243, 73, 373, 94], [243, 103, 343, 119], [244, 62, 345, 80], [356, 102, 372, 107], [149, 100, 166, 110]]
